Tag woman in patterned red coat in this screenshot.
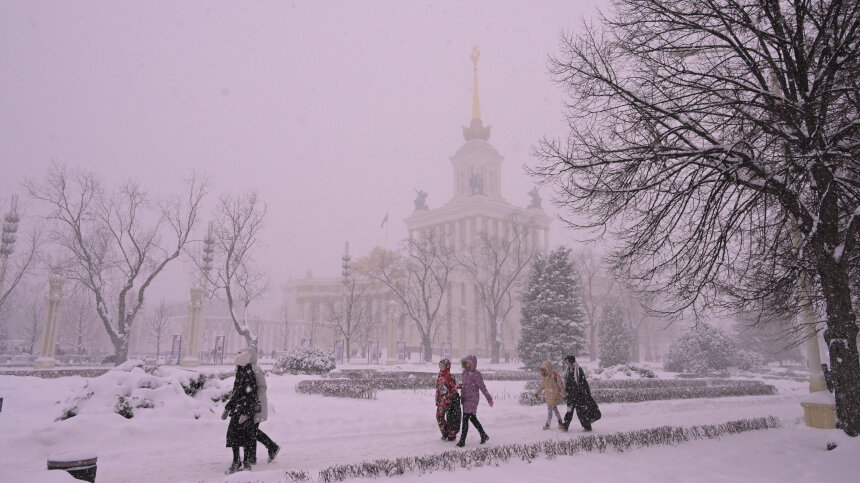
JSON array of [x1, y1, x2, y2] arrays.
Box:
[[435, 358, 459, 441]]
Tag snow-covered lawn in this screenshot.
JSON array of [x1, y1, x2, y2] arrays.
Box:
[[0, 363, 856, 482]]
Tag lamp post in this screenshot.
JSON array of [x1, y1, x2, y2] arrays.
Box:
[[0, 196, 21, 296], [459, 305, 467, 359], [182, 222, 215, 367]]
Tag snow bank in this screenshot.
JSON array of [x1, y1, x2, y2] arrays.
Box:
[[57, 360, 232, 421]]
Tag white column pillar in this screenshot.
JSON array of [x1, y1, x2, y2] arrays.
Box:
[[181, 287, 205, 367], [35, 276, 65, 369]]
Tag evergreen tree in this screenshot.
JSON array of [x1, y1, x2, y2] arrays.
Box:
[[598, 303, 631, 368], [664, 322, 738, 373], [517, 246, 587, 370]]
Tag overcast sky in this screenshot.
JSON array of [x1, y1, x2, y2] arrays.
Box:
[[0, 1, 603, 314]]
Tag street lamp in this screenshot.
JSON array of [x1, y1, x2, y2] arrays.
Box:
[[0, 195, 21, 295]]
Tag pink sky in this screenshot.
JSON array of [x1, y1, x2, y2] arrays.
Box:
[[0, 1, 602, 313]]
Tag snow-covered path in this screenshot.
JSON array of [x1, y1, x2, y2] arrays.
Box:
[[0, 373, 828, 482]]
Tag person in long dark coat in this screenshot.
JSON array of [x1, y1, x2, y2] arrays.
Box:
[[560, 355, 593, 432], [222, 351, 260, 473], [243, 346, 280, 464]]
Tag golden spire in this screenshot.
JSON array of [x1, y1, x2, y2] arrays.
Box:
[[470, 45, 481, 121]]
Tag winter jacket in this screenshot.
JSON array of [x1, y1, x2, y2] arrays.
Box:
[[563, 360, 592, 407], [535, 360, 566, 406], [243, 346, 269, 423], [459, 355, 492, 414], [225, 364, 259, 447], [436, 359, 458, 409]]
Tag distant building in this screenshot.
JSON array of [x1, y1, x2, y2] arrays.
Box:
[[283, 48, 551, 361]]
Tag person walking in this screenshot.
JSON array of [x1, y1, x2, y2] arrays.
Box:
[[456, 355, 493, 447], [243, 346, 281, 464], [435, 358, 460, 441], [560, 355, 596, 432], [534, 360, 566, 430], [222, 351, 259, 473]]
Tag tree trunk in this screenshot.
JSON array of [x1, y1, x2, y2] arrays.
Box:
[[345, 338, 351, 363], [489, 317, 500, 364], [156, 339, 161, 359], [115, 339, 129, 365], [422, 334, 433, 363], [589, 323, 598, 361], [817, 257, 860, 436]]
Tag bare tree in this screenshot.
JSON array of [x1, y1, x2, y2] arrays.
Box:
[[61, 287, 98, 355], [457, 215, 537, 363], [199, 191, 268, 349], [573, 249, 616, 361], [532, 0, 860, 434], [366, 235, 454, 363], [325, 275, 370, 363], [18, 291, 42, 355], [27, 164, 207, 364], [277, 309, 291, 352], [145, 299, 170, 359]]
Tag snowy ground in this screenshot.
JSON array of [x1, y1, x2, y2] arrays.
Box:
[[0, 362, 857, 482]]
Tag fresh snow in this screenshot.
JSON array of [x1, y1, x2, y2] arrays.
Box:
[[0, 363, 857, 482]]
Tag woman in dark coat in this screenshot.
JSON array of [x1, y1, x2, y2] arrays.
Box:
[[222, 350, 260, 473], [560, 355, 595, 432]]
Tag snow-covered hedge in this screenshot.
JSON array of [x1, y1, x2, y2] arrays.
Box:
[[591, 364, 656, 379], [271, 346, 336, 375], [295, 379, 378, 399], [316, 416, 783, 482], [519, 379, 777, 405], [56, 360, 232, 421]]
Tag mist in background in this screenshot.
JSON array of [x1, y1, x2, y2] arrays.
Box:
[[0, 1, 602, 314]]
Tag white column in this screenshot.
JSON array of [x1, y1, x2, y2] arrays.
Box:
[[181, 287, 205, 367], [35, 276, 65, 369]]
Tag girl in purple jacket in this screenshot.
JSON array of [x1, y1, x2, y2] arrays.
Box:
[[456, 355, 494, 447]]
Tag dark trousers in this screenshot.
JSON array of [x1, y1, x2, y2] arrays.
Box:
[[436, 404, 456, 438], [249, 424, 278, 464], [563, 404, 592, 430], [459, 413, 487, 442]]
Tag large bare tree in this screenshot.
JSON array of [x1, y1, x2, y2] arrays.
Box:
[[533, 0, 860, 434], [366, 235, 454, 363], [199, 191, 268, 349], [457, 214, 537, 363], [27, 165, 207, 364]]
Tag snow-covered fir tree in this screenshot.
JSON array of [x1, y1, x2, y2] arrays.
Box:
[[664, 322, 738, 373], [598, 302, 631, 368], [517, 246, 587, 370]]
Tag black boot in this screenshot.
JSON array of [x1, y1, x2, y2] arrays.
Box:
[[243, 445, 256, 470], [227, 447, 242, 474], [457, 417, 469, 447]]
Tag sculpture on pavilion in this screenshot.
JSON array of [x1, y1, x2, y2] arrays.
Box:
[[527, 187, 542, 209], [414, 189, 429, 211]]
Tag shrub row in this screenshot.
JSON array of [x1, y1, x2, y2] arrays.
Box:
[[316, 416, 782, 482], [330, 369, 535, 381], [519, 381, 777, 406], [524, 377, 767, 391], [295, 379, 378, 399]]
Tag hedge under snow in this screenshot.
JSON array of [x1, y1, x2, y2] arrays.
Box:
[[271, 346, 336, 375], [315, 416, 783, 482]]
